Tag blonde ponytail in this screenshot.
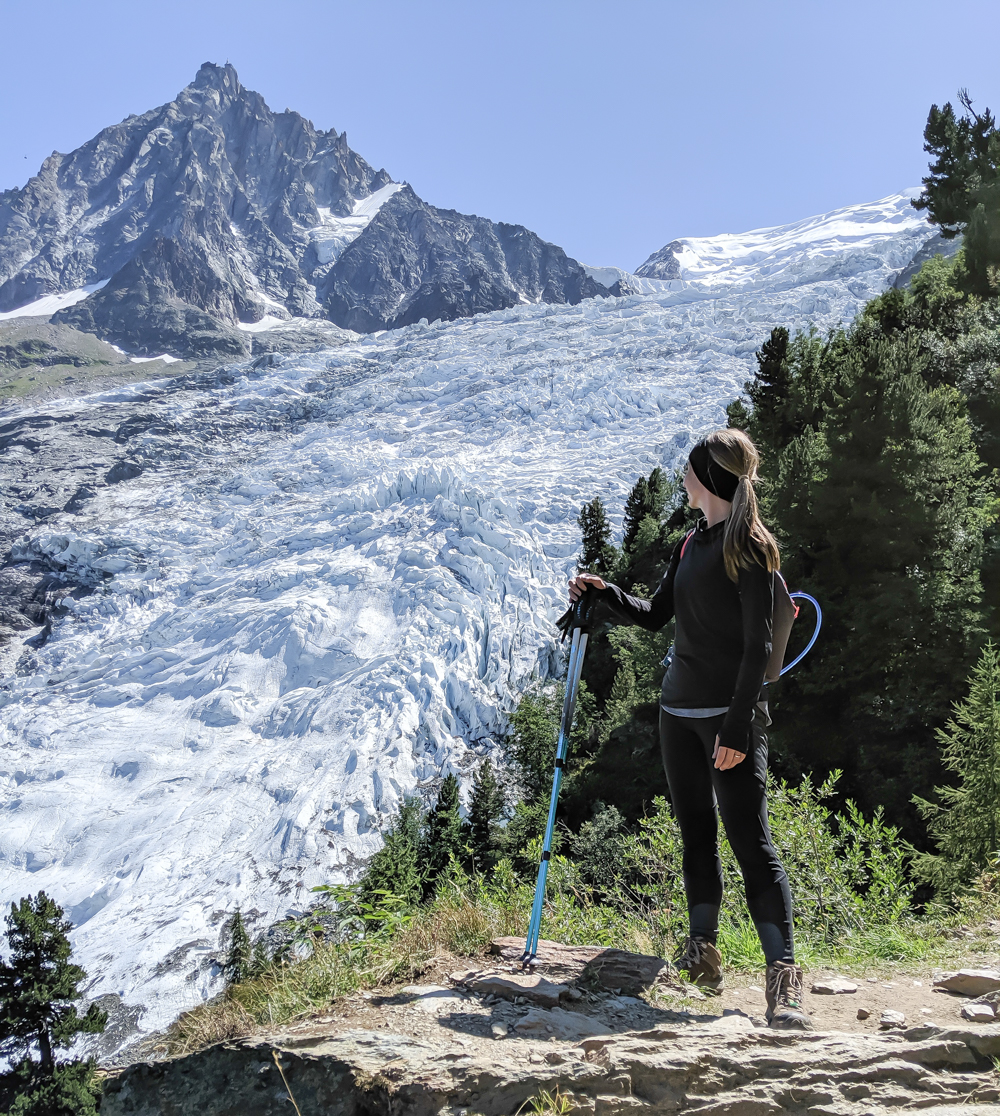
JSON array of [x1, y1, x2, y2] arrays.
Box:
[[703, 429, 780, 582]]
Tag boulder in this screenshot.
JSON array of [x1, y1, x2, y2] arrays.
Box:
[[973, 990, 1000, 1007], [934, 969, 1000, 997], [962, 1002, 997, 1023], [811, 977, 858, 995], [880, 1009, 906, 1030], [489, 936, 670, 994]]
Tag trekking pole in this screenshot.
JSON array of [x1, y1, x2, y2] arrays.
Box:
[[521, 589, 596, 965]]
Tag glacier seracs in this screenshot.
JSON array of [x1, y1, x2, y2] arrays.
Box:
[[0, 191, 930, 1041]]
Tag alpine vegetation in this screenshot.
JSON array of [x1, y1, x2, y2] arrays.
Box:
[[0, 893, 107, 1115]]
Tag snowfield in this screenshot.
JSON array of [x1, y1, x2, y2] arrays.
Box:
[[0, 192, 929, 1042], [0, 280, 110, 321]]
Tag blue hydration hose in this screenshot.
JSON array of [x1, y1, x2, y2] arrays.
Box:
[[780, 592, 823, 677]]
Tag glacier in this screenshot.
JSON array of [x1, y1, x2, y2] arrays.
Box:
[[0, 191, 930, 1042]]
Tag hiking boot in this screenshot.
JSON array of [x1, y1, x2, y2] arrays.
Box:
[[673, 935, 724, 992], [765, 960, 813, 1030]]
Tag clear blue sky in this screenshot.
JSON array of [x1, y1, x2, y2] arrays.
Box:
[[1, 0, 998, 270]]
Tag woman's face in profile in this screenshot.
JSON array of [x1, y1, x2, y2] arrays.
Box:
[[683, 459, 707, 509]]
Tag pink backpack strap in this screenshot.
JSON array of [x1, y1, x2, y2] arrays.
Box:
[[679, 529, 695, 561]]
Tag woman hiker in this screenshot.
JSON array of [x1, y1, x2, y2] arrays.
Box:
[[568, 428, 811, 1032]]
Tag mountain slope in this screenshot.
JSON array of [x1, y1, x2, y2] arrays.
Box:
[[0, 64, 606, 358], [321, 186, 604, 332]]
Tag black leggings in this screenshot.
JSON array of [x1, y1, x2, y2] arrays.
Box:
[[659, 707, 794, 964]]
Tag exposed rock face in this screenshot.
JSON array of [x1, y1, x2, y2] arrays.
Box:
[[321, 188, 606, 333], [99, 1018, 1000, 1115], [634, 240, 684, 280], [0, 63, 606, 358]]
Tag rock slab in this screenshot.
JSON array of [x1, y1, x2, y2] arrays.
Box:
[[101, 1019, 1000, 1115], [934, 969, 1000, 997], [489, 936, 670, 994], [514, 1006, 613, 1041], [811, 977, 859, 995], [962, 1002, 997, 1023], [400, 985, 469, 1014], [463, 971, 569, 1008]]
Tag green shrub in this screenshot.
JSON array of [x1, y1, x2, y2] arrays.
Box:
[[620, 773, 913, 952]]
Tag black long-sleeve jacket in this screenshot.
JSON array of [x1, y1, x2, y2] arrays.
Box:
[[596, 516, 773, 755]]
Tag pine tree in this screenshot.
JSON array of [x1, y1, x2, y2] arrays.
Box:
[[912, 91, 999, 237], [223, 909, 253, 986], [422, 774, 465, 897], [727, 397, 751, 430], [600, 656, 638, 743], [749, 321, 992, 826], [622, 477, 649, 552], [912, 91, 1000, 293], [964, 179, 1000, 295], [7, 1059, 102, 1116], [250, 940, 270, 979], [360, 798, 423, 907], [505, 686, 561, 802], [467, 757, 507, 872], [0, 893, 106, 1116], [744, 326, 793, 452], [577, 497, 617, 576], [645, 466, 669, 519], [622, 468, 671, 555], [912, 641, 1000, 899]]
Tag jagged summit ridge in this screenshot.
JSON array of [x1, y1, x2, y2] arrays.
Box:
[[0, 64, 605, 357]]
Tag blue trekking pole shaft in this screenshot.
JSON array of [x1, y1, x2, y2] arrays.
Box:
[[522, 593, 593, 963]]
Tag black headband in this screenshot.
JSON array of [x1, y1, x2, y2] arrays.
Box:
[[688, 441, 740, 502]]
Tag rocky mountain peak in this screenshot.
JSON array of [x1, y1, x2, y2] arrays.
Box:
[[191, 60, 242, 94], [177, 61, 252, 116], [0, 65, 606, 359]]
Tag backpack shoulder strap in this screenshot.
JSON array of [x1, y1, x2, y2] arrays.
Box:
[[679, 529, 695, 561]]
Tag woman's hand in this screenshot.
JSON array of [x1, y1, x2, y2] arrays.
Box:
[[713, 735, 746, 770], [568, 573, 606, 602]]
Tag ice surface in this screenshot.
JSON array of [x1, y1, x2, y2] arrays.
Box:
[[307, 182, 405, 265], [128, 353, 182, 364], [236, 315, 288, 334], [0, 280, 110, 320], [0, 192, 932, 1043], [636, 191, 927, 290]]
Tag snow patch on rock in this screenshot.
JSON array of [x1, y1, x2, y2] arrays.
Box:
[[307, 182, 406, 266], [0, 280, 110, 321]]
